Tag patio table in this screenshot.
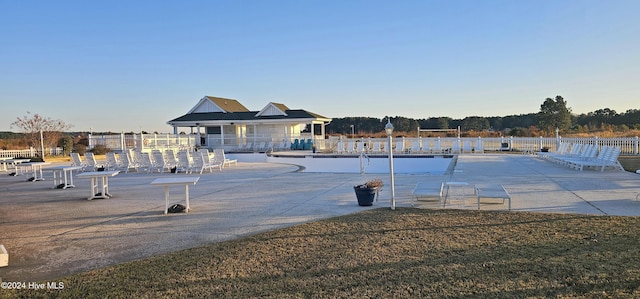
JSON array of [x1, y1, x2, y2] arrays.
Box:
[[1, 158, 31, 174], [151, 176, 200, 214], [49, 165, 83, 189], [16, 162, 51, 181], [77, 171, 120, 200]]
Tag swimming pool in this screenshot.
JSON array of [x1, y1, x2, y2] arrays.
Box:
[[258, 152, 457, 174]]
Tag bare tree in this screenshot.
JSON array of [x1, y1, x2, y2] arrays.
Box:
[[11, 112, 73, 156]]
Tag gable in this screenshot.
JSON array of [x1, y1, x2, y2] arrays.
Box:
[[255, 102, 289, 117], [188, 96, 249, 114]]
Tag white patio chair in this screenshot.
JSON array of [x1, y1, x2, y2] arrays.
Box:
[[346, 141, 355, 153], [70, 153, 87, 171], [462, 141, 473, 153], [356, 142, 365, 153], [138, 152, 156, 173], [394, 141, 405, 153], [190, 151, 208, 174], [335, 140, 345, 154], [83, 152, 100, 171], [370, 141, 382, 153], [176, 151, 193, 174], [164, 150, 179, 173], [213, 149, 237, 168], [105, 152, 120, 171], [422, 140, 431, 153], [410, 141, 421, 153], [152, 150, 172, 173], [201, 149, 222, 171], [432, 139, 442, 153], [474, 139, 484, 154], [118, 150, 137, 173], [278, 141, 288, 151], [451, 140, 461, 154]]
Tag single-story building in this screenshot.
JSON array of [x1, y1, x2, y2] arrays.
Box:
[[167, 96, 332, 151]]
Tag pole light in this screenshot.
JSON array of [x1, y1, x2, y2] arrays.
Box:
[[385, 118, 395, 210]]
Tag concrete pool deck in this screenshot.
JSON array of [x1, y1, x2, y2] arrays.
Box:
[[1, 153, 639, 281]]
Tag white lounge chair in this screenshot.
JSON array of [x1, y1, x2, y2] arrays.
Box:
[[214, 149, 237, 168], [356, 142, 365, 153], [201, 149, 222, 172], [451, 140, 461, 154], [152, 150, 172, 173], [432, 139, 442, 153], [116, 151, 137, 173], [409, 141, 421, 153], [190, 151, 207, 174], [412, 182, 445, 206], [462, 141, 473, 153], [474, 139, 484, 154], [422, 140, 431, 153], [138, 152, 156, 173], [346, 141, 355, 153], [70, 153, 87, 171], [176, 151, 193, 174], [83, 152, 100, 171], [164, 150, 179, 173], [394, 141, 405, 153], [569, 146, 624, 172], [475, 184, 511, 210], [105, 152, 120, 171]]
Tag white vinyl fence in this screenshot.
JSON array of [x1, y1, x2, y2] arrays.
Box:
[[88, 133, 197, 153], [88, 133, 640, 156], [0, 147, 64, 158]]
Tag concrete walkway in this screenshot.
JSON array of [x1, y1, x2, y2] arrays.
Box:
[[0, 154, 639, 281]]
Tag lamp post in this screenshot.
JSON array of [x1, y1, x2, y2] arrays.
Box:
[[350, 125, 354, 137], [385, 118, 395, 210]]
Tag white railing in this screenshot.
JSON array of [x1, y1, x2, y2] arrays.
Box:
[[315, 136, 640, 155], [88, 133, 197, 153], [88, 133, 640, 155], [0, 147, 64, 158]]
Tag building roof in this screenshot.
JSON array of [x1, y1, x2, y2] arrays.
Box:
[[168, 110, 330, 125], [207, 96, 250, 112], [187, 96, 250, 114], [169, 96, 331, 127]]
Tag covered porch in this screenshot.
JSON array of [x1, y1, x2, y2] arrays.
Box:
[[166, 97, 332, 152]]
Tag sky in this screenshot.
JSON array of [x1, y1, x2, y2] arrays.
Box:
[[1, 0, 638, 133]]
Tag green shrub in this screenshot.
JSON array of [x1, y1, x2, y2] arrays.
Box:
[[73, 144, 87, 155], [90, 144, 110, 155], [59, 135, 74, 156]]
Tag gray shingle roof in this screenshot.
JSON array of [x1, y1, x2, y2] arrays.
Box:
[[168, 110, 329, 123]]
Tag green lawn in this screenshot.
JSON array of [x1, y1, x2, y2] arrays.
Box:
[[3, 208, 639, 299]]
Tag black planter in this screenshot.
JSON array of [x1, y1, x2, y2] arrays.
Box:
[[354, 186, 378, 206]]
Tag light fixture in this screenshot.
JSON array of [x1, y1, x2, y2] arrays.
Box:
[[385, 117, 395, 210]]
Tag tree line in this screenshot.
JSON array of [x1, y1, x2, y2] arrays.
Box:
[[325, 96, 640, 137]]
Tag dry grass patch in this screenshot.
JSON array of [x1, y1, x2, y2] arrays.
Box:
[[3, 208, 640, 298], [619, 156, 640, 173]]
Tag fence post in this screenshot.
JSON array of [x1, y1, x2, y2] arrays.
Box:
[[635, 136, 639, 155], [119, 132, 124, 151]]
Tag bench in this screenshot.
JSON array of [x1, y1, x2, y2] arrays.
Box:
[[475, 184, 511, 210], [412, 182, 445, 206]]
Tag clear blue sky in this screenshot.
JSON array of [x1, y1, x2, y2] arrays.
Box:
[[1, 0, 638, 133]]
